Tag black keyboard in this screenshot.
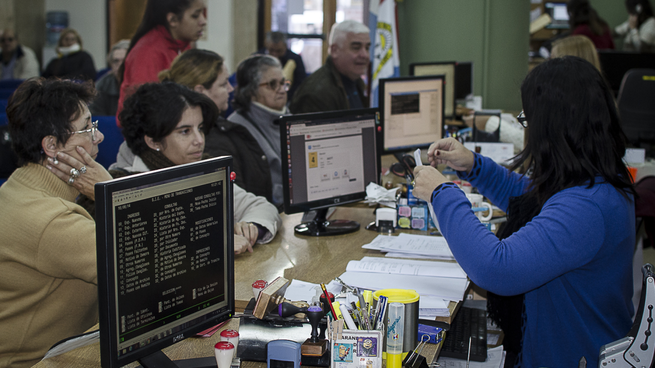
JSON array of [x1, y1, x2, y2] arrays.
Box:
[[440, 306, 488, 362]]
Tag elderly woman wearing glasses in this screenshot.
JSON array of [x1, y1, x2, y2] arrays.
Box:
[[228, 54, 290, 208], [0, 78, 112, 367]]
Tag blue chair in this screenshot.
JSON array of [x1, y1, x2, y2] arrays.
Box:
[[95, 68, 110, 81], [95, 116, 123, 169], [0, 79, 24, 90], [0, 113, 7, 126], [0, 99, 7, 114], [0, 89, 15, 100]]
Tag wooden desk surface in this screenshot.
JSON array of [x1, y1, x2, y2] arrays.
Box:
[[33, 207, 447, 368]]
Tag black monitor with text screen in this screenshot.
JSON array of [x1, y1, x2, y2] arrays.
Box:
[[409, 61, 455, 118], [378, 75, 445, 157], [278, 108, 379, 236], [95, 156, 235, 368]]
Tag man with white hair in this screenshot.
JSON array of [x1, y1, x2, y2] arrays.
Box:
[[290, 20, 371, 113]]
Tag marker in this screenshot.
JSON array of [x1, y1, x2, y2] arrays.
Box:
[[332, 301, 343, 320], [339, 304, 357, 330]]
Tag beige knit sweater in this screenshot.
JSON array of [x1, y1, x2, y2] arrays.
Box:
[[0, 163, 98, 368]]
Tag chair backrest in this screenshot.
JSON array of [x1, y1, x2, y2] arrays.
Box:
[[95, 116, 123, 170], [617, 68, 655, 151], [0, 79, 24, 90]]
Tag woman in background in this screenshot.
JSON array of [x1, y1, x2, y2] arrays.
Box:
[[89, 39, 129, 116], [0, 78, 111, 367], [550, 35, 601, 71], [158, 49, 275, 204], [42, 28, 96, 81], [117, 0, 207, 124], [228, 54, 289, 208], [615, 0, 655, 52], [413, 56, 634, 367], [567, 0, 615, 50], [114, 82, 280, 254]]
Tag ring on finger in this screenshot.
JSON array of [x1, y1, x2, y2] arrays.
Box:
[[70, 168, 80, 178], [68, 176, 75, 185], [79, 165, 87, 174]]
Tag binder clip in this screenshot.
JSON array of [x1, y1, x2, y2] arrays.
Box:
[[402, 335, 430, 368]]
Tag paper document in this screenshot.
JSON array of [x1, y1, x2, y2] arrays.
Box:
[[338, 271, 469, 302], [346, 257, 466, 279], [43, 330, 99, 360]]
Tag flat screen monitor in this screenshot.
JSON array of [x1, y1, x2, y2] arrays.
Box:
[[455, 61, 473, 101], [378, 75, 445, 157], [278, 108, 379, 236], [409, 61, 455, 118], [544, 2, 570, 29], [598, 50, 655, 95], [96, 156, 235, 368]]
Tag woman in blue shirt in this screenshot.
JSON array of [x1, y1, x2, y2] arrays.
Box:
[[413, 56, 635, 367]]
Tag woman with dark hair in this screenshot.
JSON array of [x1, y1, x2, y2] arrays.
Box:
[[111, 82, 280, 254], [42, 28, 96, 80], [228, 54, 289, 207], [567, 0, 615, 49], [158, 49, 275, 205], [116, 0, 207, 124], [413, 56, 634, 367], [0, 78, 112, 367], [616, 0, 655, 52]]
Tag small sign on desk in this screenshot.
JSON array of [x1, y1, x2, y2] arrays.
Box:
[[464, 142, 514, 165]]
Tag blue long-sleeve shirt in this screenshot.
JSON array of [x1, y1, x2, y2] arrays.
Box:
[[431, 153, 634, 367]]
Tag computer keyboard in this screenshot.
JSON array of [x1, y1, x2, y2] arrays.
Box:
[[440, 306, 488, 362]]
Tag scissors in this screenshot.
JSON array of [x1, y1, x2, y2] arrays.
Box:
[[389, 154, 417, 181]]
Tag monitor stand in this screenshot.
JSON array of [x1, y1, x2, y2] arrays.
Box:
[[139, 350, 218, 368], [294, 208, 360, 236]]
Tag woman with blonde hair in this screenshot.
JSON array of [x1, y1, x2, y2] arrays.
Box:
[[157, 49, 276, 206], [42, 28, 96, 81], [551, 35, 601, 71]]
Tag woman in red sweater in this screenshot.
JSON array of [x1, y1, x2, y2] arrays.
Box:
[[116, 0, 207, 125]]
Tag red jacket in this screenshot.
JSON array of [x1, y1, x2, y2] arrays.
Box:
[[116, 25, 191, 126], [572, 24, 615, 50]]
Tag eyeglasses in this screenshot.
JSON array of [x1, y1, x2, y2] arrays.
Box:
[[259, 78, 291, 92], [517, 111, 527, 128], [72, 120, 99, 141], [0, 37, 15, 43]]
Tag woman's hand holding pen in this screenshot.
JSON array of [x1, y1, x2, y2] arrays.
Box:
[[427, 137, 475, 173]]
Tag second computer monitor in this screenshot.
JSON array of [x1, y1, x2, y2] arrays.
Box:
[[378, 75, 445, 156], [278, 108, 379, 236], [410, 61, 456, 118]]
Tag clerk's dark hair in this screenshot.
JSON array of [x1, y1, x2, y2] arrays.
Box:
[[119, 82, 217, 156], [511, 56, 634, 206], [118, 0, 196, 83], [6, 78, 95, 166]]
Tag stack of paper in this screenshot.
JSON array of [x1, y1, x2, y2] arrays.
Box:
[[362, 233, 456, 260]]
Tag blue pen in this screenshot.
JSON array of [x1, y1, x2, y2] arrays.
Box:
[[374, 295, 388, 330]]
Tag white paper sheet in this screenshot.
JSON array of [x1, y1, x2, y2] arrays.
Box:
[[346, 257, 466, 279]]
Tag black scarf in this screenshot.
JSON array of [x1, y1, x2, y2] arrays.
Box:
[[487, 192, 542, 367]]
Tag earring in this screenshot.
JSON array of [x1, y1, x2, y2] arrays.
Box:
[[156, 148, 160, 152]]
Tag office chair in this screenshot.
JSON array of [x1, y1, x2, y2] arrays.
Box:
[[617, 68, 655, 157], [598, 263, 655, 367], [94, 116, 123, 169]]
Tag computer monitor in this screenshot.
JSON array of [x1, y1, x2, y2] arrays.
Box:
[[544, 2, 570, 29], [378, 75, 445, 157], [278, 108, 379, 236], [409, 61, 455, 118], [95, 156, 235, 368], [598, 50, 655, 96], [455, 62, 473, 101]]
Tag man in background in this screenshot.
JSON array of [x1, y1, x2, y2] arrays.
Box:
[[259, 31, 306, 101], [0, 28, 39, 80], [89, 39, 129, 116], [290, 20, 370, 114]]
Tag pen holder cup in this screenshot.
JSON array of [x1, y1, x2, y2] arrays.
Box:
[[373, 289, 419, 354]]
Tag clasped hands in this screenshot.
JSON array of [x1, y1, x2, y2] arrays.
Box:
[[412, 138, 475, 202], [234, 222, 259, 254]]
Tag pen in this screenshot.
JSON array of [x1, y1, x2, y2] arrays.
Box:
[[320, 283, 338, 320], [375, 295, 388, 330], [466, 336, 471, 368]]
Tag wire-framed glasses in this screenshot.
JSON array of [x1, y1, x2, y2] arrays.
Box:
[[259, 78, 291, 92], [516, 111, 527, 128], [72, 120, 99, 141]]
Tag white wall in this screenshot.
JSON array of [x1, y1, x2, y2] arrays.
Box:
[[44, 0, 107, 71], [196, 0, 235, 72]]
